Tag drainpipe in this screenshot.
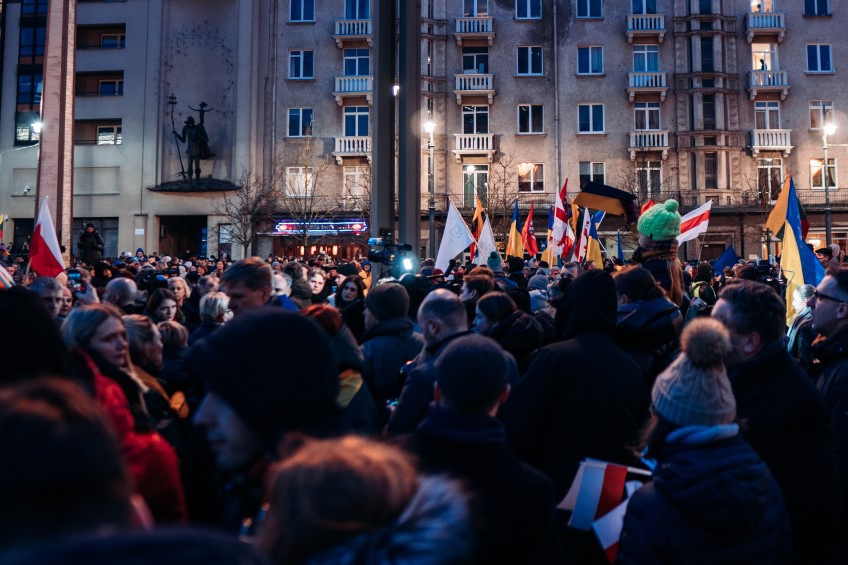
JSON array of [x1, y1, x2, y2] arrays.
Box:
[[552, 1, 562, 194]]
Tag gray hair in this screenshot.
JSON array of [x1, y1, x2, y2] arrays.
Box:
[[200, 291, 230, 323], [793, 284, 816, 301], [29, 276, 63, 295]]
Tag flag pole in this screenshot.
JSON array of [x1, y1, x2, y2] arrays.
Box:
[[697, 235, 707, 262]]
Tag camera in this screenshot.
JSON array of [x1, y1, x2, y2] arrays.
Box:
[[367, 232, 417, 277]]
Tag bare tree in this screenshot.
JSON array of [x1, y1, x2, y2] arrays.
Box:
[[211, 168, 279, 258], [486, 151, 520, 243]]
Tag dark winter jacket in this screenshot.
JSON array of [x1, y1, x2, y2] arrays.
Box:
[[332, 325, 377, 434], [77, 229, 104, 264], [787, 307, 815, 371], [487, 309, 544, 375], [407, 407, 561, 564], [615, 296, 682, 388], [360, 318, 424, 407], [618, 425, 792, 564], [729, 341, 843, 563], [289, 277, 313, 309], [337, 298, 366, 342]]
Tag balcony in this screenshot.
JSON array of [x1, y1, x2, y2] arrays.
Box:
[[333, 76, 373, 106], [626, 14, 666, 44], [453, 73, 495, 105], [745, 12, 785, 43], [629, 130, 670, 161], [333, 19, 373, 48], [333, 136, 371, 164], [453, 16, 494, 46], [627, 72, 669, 101], [452, 133, 495, 162], [750, 129, 793, 157], [747, 70, 789, 100]]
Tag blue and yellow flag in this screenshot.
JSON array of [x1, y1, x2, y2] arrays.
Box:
[[505, 199, 524, 259], [781, 178, 825, 324], [586, 210, 604, 267]]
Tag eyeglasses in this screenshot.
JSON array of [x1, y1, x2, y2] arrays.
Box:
[[812, 288, 848, 304]]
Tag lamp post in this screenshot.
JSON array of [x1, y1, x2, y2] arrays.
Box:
[[423, 120, 436, 258], [824, 122, 837, 246]]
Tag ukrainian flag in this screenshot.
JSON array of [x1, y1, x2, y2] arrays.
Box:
[[505, 199, 524, 259], [586, 210, 604, 267], [781, 178, 825, 324]]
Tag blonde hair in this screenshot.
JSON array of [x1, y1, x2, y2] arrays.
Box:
[[199, 291, 229, 323], [167, 277, 191, 302], [61, 303, 125, 350]]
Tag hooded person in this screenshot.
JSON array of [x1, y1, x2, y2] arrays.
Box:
[[632, 199, 685, 308], [618, 319, 792, 563], [186, 309, 343, 532], [77, 223, 105, 265], [487, 251, 516, 291]]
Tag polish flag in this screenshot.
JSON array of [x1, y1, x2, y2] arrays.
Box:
[[29, 197, 65, 277], [677, 200, 713, 244], [593, 497, 631, 563]]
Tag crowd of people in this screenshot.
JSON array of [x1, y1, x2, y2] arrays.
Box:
[[2, 199, 848, 564]]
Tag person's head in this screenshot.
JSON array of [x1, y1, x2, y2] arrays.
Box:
[[473, 292, 516, 336], [561, 261, 582, 280], [282, 260, 306, 282], [29, 276, 64, 318], [792, 284, 816, 315], [486, 251, 504, 273], [335, 275, 366, 305], [364, 282, 410, 329], [145, 288, 178, 323], [103, 277, 138, 308], [434, 335, 510, 415], [0, 378, 133, 551], [307, 269, 327, 295], [460, 273, 495, 304], [200, 291, 230, 324], [808, 269, 848, 338], [816, 247, 833, 265], [613, 265, 665, 305], [712, 280, 785, 366], [188, 310, 339, 471], [62, 304, 129, 369], [167, 277, 190, 305], [637, 199, 681, 243], [273, 272, 292, 297], [85, 223, 95, 234], [220, 257, 273, 316], [122, 315, 163, 372], [197, 274, 219, 297], [158, 320, 188, 349], [59, 287, 73, 317], [417, 288, 468, 347]]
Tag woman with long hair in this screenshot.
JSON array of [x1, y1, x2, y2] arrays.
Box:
[[168, 276, 199, 326], [333, 275, 367, 342], [145, 288, 185, 326]]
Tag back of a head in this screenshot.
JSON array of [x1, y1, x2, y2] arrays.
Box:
[[0, 287, 67, 384], [104, 277, 137, 306], [365, 281, 410, 321], [435, 335, 509, 415], [717, 280, 785, 345], [282, 260, 305, 281], [463, 273, 495, 299], [476, 292, 517, 323], [122, 314, 158, 366], [558, 270, 617, 339], [0, 378, 132, 551], [158, 321, 188, 348], [221, 257, 273, 292], [418, 288, 467, 330], [613, 265, 665, 302], [733, 264, 760, 281], [199, 291, 229, 322]]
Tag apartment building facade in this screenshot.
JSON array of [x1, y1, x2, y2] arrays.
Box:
[[0, 0, 846, 261]]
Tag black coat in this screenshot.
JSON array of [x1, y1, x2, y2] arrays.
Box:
[[619, 430, 792, 564], [360, 318, 424, 411], [615, 296, 682, 388], [77, 230, 104, 264], [787, 308, 815, 371], [337, 298, 366, 343], [729, 342, 843, 563], [487, 309, 544, 375]]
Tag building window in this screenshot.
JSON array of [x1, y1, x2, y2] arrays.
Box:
[[634, 102, 660, 130], [344, 106, 369, 136], [577, 0, 602, 18], [345, 0, 370, 19], [19, 24, 46, 65], [811, 158, 837, 189], [699, 0, 712, 14], [518, 104, 544, 134], [286, 166, 315, 197], [343, 166, 369, 202], [752, 43, 777, 71], [288, 108, 313, 137], [289, 50, 314, 79], [807, 45, 833, 73], [74, 120, 122, 145], [579, 162, 605, 187], [516, 0, 542, 19], [22, 0, 48, 16], [344, 48, 370, 76], [578, 104, 604, 133], [98, 78, 124, 96], [632, 0, 656, 14], [704, 152, 718, 189], [633, 45, 659, 72], [97, 125, 122, 145], [463, 105, 489, 134], [757, 158, 783, 203], [464, 0, 488, 17], [518, 163, 544, 192], [15, 73, 43, 144], [577, 46, 603, 75], [463, 164, 488, 208], [701, 37, 714, 72], [100, 33, 126, 49], [703, 94, 716, 130], [810, 100, 834, 129], [755, 101, 780, 129], [805, 0, 830, 16], [290, 0, 315, 22], [517, 46, 544, 75], [72, 218, 118, 260], [637, 161, 662, 199], [462, 46, 489, 74]]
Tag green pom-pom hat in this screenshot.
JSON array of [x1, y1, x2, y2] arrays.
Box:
[[637, 199, 681, 242]]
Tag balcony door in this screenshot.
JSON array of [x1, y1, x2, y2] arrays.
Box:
[[464, 0, 488, 17], [755, 101, 780, 129], [462, 47, 489, 74], [462, 105, 489, 134], [634, 102, 660, 131], [463, 165, 488, 208], [757, 158, 782, 203], [632, 0, 656, 14], [633, 45, 659, 72], [752, 43, 778, 70], [345, 0, 369, 19]]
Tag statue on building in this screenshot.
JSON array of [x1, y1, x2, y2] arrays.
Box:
[[173, 102, 214, 182]]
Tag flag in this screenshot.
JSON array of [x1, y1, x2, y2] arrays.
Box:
[[780, 179, 825, 325], [550, 180, 576, 260], [0, 264, 14, 289], [435, 199, 475, 272], [473, 216, 498, 266], [677, 200, 713, 244], [712, 245, 739, 275], [616, 230, 624, 262], [766, 175, 811, 239], [586, 212, 604, 267], [574, 208, 592, 263], [469, 197, 486, 261], [540, 206, 556, 266], [521, 200, 539, 256], [29, 196, 65, 278], [0, 213, 6, 241], [593, 498, 631, 563], [505, 199, 524, 259], [574, 182, 640, 224]]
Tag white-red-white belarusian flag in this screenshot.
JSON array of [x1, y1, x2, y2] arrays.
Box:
[[29, 196, 65, 277], [677, 200, 713, 244]]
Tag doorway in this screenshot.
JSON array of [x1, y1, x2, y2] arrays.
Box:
[[158, 216, 207, 257]]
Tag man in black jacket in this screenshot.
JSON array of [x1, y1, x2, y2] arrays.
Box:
[[77, 223, 104, 265]]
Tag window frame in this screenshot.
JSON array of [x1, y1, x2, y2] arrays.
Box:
[[343, 48, 371, 76], [634, 102, 660, 131], [632, 44, 659, 72], [462, 46, 490, 74], [517, 46, 544, 76], [517, 104, 544, 134], [288, 108, 314, 137], [810, 100, 834, 130], [631, 0, 656, 15], [343, 106, 370, 137], [805, 0, 830, 16], [636, 160, 663, 197], [577, 46, 603, 75], [286, 166, 315, 198], [290, 0, 315, 22], [345, 0, 370, 20], [289, 50, 315, 79], [516, 0, 542, 20], [578, 104, 605, 134], [579, 162, 605, 187], [754, 101, 780, 130], [462, 105, 489, 135], [96, 124, 122, 145], [704, 152, 718, 189], [576, 0, 602, 19], [518, 163, 545, 192], [807, 44, 834, 73], [98, 78, 124, 97], [811, 158, 837, 190]]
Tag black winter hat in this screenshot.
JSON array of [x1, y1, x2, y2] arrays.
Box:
[[186, 309, 340, 451], [507, 256, 525, 274], [365, 282, 409, 321]]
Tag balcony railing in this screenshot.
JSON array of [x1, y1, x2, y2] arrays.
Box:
[[333, 76, 373, 105], [453, 73, 495, 104], [627, 71, 669, 101], [745, 12, 785, 43], [333, 136, 371, 164], [750, 129, 793, 156], [452, 133, 495, 162], [748, 70, 789, 100], [626, 14, 666, 43], [629, 130, 670, 160], [453, 16, 494, 45], [332, 19, 373, 47]]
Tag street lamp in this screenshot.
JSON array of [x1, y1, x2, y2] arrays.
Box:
[[824, 122, 837, 246], [423, 120, 436, 257]]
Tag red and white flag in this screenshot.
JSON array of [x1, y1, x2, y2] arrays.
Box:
[[593, 497, 631, 563], [677, 200, 713, 244], [521, 200, 540, 256], [551, 180, 575, 259], [573, 209, 592, 263], [29, 196, 65, 277], [559, 460, 629, 530]]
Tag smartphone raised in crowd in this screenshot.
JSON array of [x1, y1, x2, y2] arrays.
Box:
[[67, 268, 85, 292]]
